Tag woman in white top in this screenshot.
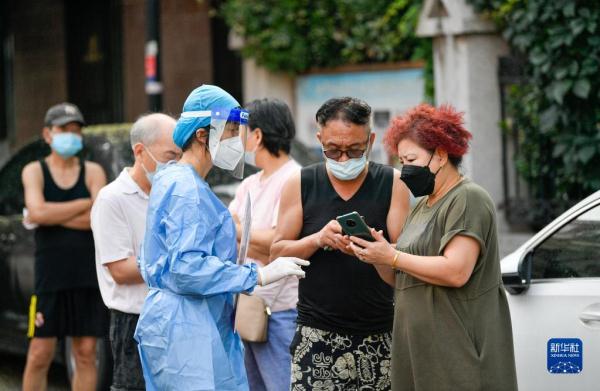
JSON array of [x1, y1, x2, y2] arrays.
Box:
[[229, 98, 301, 391]]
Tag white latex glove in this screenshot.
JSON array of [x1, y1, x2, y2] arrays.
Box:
[[257, 257, 310, 286]]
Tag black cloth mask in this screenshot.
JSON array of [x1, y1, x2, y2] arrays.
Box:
[[400, 153, 440, 197]]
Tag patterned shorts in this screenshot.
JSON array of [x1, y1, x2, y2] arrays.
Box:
[[290, 325, 392, 391]]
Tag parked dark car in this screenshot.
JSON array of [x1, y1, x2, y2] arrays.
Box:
[[0, 124, 321, 390]]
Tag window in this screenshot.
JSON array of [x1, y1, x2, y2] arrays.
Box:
[[531, 203, 600, 279]]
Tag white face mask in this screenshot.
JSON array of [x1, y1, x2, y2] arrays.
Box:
[[212, 136, 244, 171], [243, 130, 260, 167], [322, 136, 371, 181], [141, 148, 167, 184], [244, 148, 257, 167], [325, 155, 368, 181]]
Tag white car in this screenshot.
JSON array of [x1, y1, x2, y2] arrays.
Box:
[[502, 190, 600, 390]]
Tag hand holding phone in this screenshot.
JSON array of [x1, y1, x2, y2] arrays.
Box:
[[336, 211, 375, 242]]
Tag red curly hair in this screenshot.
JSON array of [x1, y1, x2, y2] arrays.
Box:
[[384, 104, 472, 160]]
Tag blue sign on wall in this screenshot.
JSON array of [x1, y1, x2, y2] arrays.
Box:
[[295, 65, 424, 164], [547, 338, 583, 374]]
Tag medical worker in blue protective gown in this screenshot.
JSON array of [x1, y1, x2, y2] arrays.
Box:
[[134, 84, 310, 391]]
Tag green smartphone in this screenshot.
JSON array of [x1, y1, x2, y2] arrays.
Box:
[[336, 211, 375, 242]]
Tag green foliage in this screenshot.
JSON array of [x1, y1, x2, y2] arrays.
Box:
[[220, 0, 430, 78], [470, 0, 600, 208]]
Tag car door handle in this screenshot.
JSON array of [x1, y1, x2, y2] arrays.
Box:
[[579, 311, 600, 322], [579, 304, 600, 327]]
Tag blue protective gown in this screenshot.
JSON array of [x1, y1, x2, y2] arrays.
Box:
[[134, 163, 258, 391]]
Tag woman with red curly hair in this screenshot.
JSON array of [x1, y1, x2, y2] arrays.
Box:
[[347, 104, 518, 391]]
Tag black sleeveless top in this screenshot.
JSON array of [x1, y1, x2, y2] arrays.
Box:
[[298, 162, 394, 335], [34, 159, 98, 293]]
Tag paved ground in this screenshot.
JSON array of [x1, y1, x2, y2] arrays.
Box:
[[498, 230, 533, 259], [0, 351, 69, 390], [497, 214, 535, 259]]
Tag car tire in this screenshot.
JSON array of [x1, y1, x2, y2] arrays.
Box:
[[64, 336, 112, 391]]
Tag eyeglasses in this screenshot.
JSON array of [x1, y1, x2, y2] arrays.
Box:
[[323, 148, 368, 160], [323, 134, 371, 160]]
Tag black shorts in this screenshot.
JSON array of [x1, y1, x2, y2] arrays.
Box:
[[109, 310, 145, 391], [28, 287, 110, 339]]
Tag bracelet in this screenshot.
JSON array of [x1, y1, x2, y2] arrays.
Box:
[[391, 251, 401, 269]]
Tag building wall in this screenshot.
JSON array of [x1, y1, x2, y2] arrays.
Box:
[[122, 0, 212, 121], [161, 0, 213, 116], [4, 0, 214, 155], [11, 0, 67, 147], [243, 58, 296, 111], [433, 33, 508, 205], [121, 0, 146, 122]]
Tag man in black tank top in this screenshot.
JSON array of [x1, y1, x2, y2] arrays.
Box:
[[271, 98, 409, 390], [21, 103, 108, 391]]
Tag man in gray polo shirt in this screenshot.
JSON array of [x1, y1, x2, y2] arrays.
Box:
[[91, 113, 179, 391]]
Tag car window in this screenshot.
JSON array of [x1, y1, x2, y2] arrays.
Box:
[[0, 140, 50, 216], [531, 203, 600, 279], [0, 135, 124, 216]]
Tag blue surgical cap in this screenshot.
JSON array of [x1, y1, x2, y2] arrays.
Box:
[[173, 85, 240, 148]]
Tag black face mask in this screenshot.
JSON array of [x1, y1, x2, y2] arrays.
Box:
[[400, 153, 440, 197]]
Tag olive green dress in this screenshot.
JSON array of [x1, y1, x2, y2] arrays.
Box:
[[392, 179, 518, 391]]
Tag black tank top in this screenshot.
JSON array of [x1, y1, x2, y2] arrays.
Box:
[[34, 158, 97, 293], [298, 162, 394, 335]]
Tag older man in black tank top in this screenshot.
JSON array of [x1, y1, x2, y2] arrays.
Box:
[[271, 97, 409, 390], [21, 103, 108, 391]]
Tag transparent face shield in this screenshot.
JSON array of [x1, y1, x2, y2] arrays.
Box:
[[208, 107, 249, 179]]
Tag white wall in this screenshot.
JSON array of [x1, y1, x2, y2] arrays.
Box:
[[242, 58, 295, 110], [433, 33, 508, 205]]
